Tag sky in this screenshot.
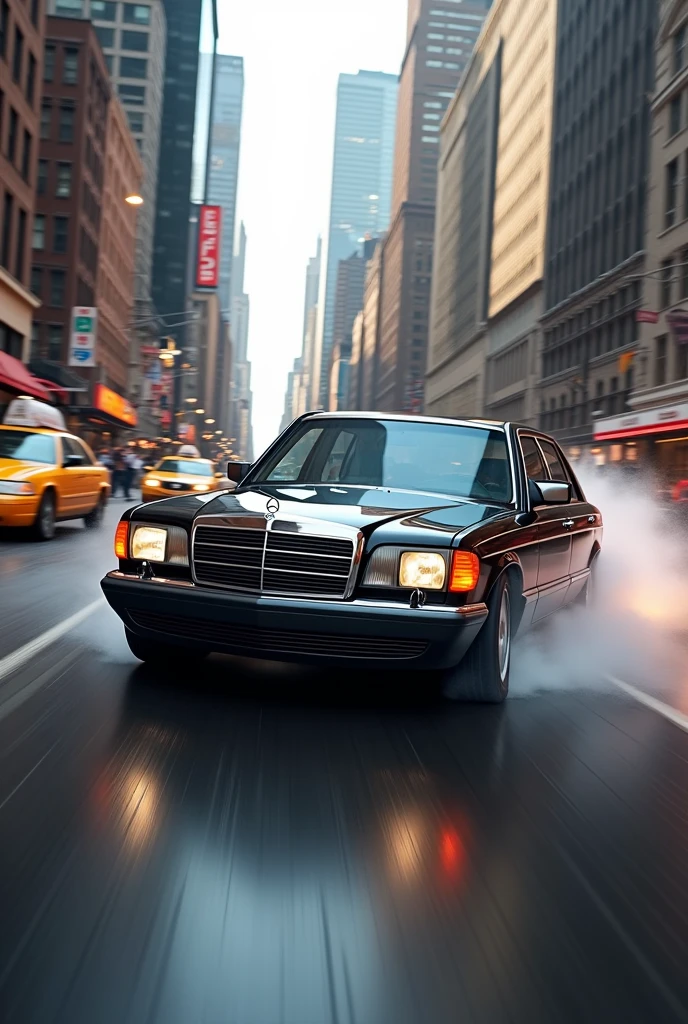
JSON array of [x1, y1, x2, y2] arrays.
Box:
[[216, 0, 407, 457]]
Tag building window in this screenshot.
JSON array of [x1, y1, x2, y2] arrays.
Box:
[[40, 100, 52, 140], [0, 321, 23, 358], [55, 0, 84, 13], [27, 53, 37, 107], [682, 248, 688, 298], [95, 26, 115, 48], [37, 159, 48, 195], [121, 30, 149, 52], [675, 26, 686, 74], [53, 216, 69, 254], [656, 335, 668, 386], [120, 57, 147, 79], [30, 322, 40, 359], [50, 270, 66, 307], [44, 44, 55, 83], [671, 94, 682, 137], [31, 0, 40, 28], [56, 162, 72, 198], [127, 110, 144, 133], [63, 47, 79, 85], [59, 103, 75, 143], [124, 3, 151, 23], [119, 83, 145, 105], [32, 213, 45, 250], [666, 159, 679, 228], [15, 208, 26, 282], [13, 26, 24, 85], [661, 258, 673, 308], [0, 1, 8, 62], [31, 266, 42, 298], [7, 106, 18, 163], [21, 129, 31, 181], [1, 192, 12, 269], [677, 339, 688, 380], [47, 324, 63, 361]]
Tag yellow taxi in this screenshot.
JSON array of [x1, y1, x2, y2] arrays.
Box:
[[0, 398, 110, 541], [140, 456, 222, 502]]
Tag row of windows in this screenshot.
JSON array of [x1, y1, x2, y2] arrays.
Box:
[[0, 191, 28, 286], [55, 1, 150, 24], [31, 214, 70, 255], [542, 312, 637, 379], [664, 151, 688, 229], [94, 25, 149, 52], [0, 90, 34, 182], [539, 377, 632, 432], [30, 265, 67, 306], [0, 7, 38, 109], [658, 248, 688, 310], [426, 60, 462, 70], [543, 282, 641, 347], [40, 98, 74, 143], [37, 158, 72, 198]]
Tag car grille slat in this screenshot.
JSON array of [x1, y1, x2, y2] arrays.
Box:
[[129, 609, 427, 660], [193, 523, 356, 598]]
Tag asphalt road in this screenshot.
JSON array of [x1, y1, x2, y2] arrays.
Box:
[[1, 502, 688, 1023]]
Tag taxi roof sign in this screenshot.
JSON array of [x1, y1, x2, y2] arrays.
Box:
[[178, 444, 201, 457], [3, 398, 66, 431]]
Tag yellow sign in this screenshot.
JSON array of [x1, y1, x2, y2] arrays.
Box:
[[618, 352, 635, 374], [94, 384, 137, 427]]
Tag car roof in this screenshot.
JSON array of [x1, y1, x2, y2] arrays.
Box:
[[0, 424, 66, 436], [300, 411, 508, 430]]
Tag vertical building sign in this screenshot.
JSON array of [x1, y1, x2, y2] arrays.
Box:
[[69, 307, 98, 367], [196, 205, 223, 288]]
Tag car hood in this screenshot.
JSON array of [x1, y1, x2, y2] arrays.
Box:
[[0, 458, 53, 480], [130, 483, 507, 545]]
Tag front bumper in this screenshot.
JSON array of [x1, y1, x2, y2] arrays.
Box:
[[0, 494, 40, 527], [101, 571, 488, 670]]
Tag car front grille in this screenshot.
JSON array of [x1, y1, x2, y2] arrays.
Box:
[[162, 481, 193, 492], [128, 609, 428, 660], [192, 523, 356, 598]]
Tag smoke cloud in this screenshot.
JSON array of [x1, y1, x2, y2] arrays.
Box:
[[510, 465, 688, 697]]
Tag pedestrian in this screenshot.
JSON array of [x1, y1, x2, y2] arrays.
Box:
[[111, 448, 126, 498], [123, 450, 136, 499]]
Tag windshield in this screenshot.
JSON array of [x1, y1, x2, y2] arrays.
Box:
[[0, 430, 56, 465], [255, 419, 512, 503], [155, 459, 213, 477]]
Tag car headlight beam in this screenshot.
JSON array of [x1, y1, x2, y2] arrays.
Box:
[[399, 551, 447, 591]]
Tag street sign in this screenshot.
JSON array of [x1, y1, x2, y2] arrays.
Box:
[[68, 307, 97, 367]]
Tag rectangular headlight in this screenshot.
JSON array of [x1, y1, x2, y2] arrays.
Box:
[[399, 551, 446, 590], [131, 526, 167, 562]]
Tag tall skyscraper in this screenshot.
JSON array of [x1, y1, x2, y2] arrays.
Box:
[[228, 224, 253, 459], [207, 54, 244, 313], [49, 0, 167, 304], [313, 70, 398, 408], [375, 0, 491, 413], [152, 0, 216, 328]]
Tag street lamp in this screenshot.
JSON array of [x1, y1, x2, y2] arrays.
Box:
[[125, 193, 144, 206], [195, 408, 205, 414]]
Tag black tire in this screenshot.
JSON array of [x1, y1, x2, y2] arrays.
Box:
[[84, 494, 105, 529], [33, 491, 56, 541], [125, 628, 207, 668], [441, 573, 513, 703]]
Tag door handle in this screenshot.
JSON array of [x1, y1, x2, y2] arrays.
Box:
[[562, 519, 574, 529]]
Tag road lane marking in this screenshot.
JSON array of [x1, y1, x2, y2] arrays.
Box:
[[607, 675, 688, 734], [0, 598, 105, 683]]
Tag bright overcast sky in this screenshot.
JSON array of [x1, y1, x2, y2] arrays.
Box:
[[217, 0, 407, 457]]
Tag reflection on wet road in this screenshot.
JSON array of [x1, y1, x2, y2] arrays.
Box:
[[1, 507, 688, 1023]]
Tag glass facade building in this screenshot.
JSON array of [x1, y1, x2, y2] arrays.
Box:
[[314, 70, 398, 408]]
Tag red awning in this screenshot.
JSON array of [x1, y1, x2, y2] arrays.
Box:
[[0, 352, 51, 402], [30, 377, 69, 403]]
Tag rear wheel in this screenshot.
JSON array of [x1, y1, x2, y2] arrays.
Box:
[[33, 491, 56, 541], [125, 628, 207, 668], [577, 552, 599, 608], [84, 494, 105, 529], [440, 573, 512, 703]]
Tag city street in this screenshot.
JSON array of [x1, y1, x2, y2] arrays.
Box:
[[1, 505, 688, 1023]]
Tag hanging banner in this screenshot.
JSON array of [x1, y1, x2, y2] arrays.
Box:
[[635, 310, 659, 324], [196, 205, 222, 288], [666, 310, 688, 345], [69, 307, 98, 367]]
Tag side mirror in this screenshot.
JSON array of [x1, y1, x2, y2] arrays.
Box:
[[226, 461, 251, 483], [530, 479, 571, 505], [64, 454, 83, 468]]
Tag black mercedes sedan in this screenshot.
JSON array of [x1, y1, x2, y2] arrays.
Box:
[[101, 414, 602, 702]]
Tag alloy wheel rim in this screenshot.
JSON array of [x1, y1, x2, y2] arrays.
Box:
[[498, 589, 511, 681], [43, 498, 54, 535]]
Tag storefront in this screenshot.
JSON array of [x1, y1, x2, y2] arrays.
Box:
[[592, 401, 688, 493], [67, 383, 138, 452]]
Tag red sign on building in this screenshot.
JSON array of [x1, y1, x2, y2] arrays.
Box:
[[196, 205, 222, 288]]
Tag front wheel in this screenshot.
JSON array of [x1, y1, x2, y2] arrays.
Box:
[[33, 491, 56, 541], [125, 628, 207, 668], [440, 574, 513, 703]]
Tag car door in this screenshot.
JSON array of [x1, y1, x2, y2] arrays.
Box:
[[519, 435, 572, 622], [538, 439, 597, 598], [70, 436, 103, 512], [60, 436, 91, 514]]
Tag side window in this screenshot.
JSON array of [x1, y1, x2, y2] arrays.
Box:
[[320, 430, 356, 482], [520, 436, 547, 481], [266, 428, 323, 482], [70, 437, 95, 465], [61, 436, 81, 464], [538, 440, 569, 483]]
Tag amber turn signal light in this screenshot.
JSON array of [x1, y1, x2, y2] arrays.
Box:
[[449, 551, 480, 593], [114, 520, 129, 560]]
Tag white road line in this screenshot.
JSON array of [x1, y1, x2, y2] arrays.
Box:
[[607, 675, 688, 734], [0, 598, 105, 683]]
